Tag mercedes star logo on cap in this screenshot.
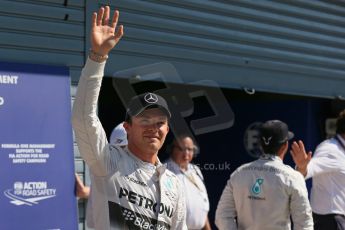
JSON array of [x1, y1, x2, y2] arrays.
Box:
[[144, 93, 158, 103]]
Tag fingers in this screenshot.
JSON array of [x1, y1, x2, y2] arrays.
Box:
[[95, 7, 120, 29], [290, 140, 313, 159], [104, 6, 110, 26], [97, 7, 104, 26], [307, 151, 312, 161], [297, 140, 306, 152], [91, 12, 97, 29], [290, 141, 301, 155], [290, 141, 307, 164], [115, 25, 124, 41], [291, 140, 306, 153], [111, 10, 119, 29]]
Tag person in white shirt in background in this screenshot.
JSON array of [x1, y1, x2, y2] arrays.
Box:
[[165, 134, 211, 230], [291, 109, 345, 230], [215, 120, 313, 230], [109, 122, 128, 147]]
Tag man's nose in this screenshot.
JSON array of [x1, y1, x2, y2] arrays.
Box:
[[146, 123, 159, 131]]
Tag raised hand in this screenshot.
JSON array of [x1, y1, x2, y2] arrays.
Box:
[[90, 6, 124, 56], [290, 140, 312, 176]]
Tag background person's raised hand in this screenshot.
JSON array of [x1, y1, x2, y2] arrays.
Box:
[[290, 140, 312, 176]]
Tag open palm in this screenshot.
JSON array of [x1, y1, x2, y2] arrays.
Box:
[[90, 6, 123, 56], [290, 140, 312, 173]]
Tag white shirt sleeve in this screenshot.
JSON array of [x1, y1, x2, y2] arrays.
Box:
[[72, 58, 115, 177], [306, 141, 342, 179], [215, 176, 238, 230], [171, 178, 188, 230], [289, 174, 314, 230]]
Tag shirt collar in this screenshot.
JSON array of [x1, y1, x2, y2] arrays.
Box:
[[336, 134, 345, 146], [167, 158, 192, 173], [259, 154, 282, 162], [124, 146, 161, 171]]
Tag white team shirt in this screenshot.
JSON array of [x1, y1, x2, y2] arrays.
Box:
[[306, 134, 345, 215], [165, 159, 210, 229], [72, 58, 187, 230], [215, 155, 313, 230]]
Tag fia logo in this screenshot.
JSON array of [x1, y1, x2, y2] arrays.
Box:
[[251, 178, 264, 195]]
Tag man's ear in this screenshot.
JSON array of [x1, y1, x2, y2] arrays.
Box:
[[123, 121, 130, 133]]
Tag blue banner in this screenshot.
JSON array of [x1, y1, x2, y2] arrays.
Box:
[[0, 62, 77, 230]]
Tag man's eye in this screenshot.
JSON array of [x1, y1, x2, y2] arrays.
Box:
[[140, 120, 150, 125], [157, 121, 166, 126]]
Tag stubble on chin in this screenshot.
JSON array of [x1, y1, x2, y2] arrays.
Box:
[[148, 142, 161, 153]]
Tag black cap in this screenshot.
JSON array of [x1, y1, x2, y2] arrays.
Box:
[[125, 92, 171, 121], [260, 120, 294, 147]]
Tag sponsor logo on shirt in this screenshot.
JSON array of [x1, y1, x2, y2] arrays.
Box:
[[109, 201, 171, 230], [251, 178, 264, 195], [124, 175, 147, 187], [164, 178, 173, 190], [248, 178, 266, 200], [119, 187, 174, 218]]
